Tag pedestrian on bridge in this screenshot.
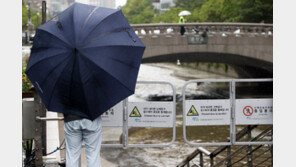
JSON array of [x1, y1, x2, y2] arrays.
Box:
[[179, 16, 186, 35], [178, 10, 191, 35]]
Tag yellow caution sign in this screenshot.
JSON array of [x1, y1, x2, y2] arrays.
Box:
[[187, 105, 199, 116], [129, 106, 141, 117]]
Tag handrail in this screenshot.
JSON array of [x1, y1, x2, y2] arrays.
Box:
[[213, 126, 272, 167], [211, 125, 257, 156], [177, 125, 272, 167], [177, 147, 210, 167], [131, 23, 273, 27]]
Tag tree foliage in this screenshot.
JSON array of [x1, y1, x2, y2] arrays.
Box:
[[120, 0, 272, 24], [121, 0, 155, 24], [22, 0, 42, 30]]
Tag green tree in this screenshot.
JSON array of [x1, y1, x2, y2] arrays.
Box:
[[175, 0, 207, 11], [198, 0, 224, 22], [22, 1, 28, 30], [198, 0, 272, 23], [121, 0, 155, 24], [237, 0, 273, 23], [153, 7, 183, 23]]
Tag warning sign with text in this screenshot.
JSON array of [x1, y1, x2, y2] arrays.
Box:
[[101, 101, 123, 127], [128, 102, 174, 127], [185, 100, 231, 126], [236, 99, 273, 125]]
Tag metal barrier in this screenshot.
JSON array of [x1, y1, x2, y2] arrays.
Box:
[[35, 81, 176, 148], [126, 81, 176, 147], [232, 78, 273, 145], [182, 78, 273, 146], [182, 79, 233, 146]]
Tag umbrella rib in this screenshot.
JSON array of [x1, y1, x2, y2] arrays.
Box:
[[46, 54, 73, 108], [80, 46, 144, 68], [81, 44, 145, 50], [79, 52, 134, 93], [31, 46, 66, 51], [79, 58, 112, 116], [77, 6, 100, 43], [26, 51, 70, 73], [78, 10, 121, 44], [79, 27, 130, 48], [38, 29, 72, 49]]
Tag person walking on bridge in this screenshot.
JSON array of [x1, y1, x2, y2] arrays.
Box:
[[178, 10, 191, 35], [179, 15, 186, 35]]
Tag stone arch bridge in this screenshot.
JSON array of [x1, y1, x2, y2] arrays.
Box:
[[131, 23, 273, 78]]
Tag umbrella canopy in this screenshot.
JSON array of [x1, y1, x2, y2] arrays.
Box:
[[178, 10, 191, 16], [25, 2, 145, 120]]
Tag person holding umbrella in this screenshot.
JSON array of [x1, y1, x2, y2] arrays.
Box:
[[25, 3, 145, 167], [178, 10, 191, 35]]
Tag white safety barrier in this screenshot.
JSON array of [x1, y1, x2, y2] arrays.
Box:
[[182, 78, 273, 146]]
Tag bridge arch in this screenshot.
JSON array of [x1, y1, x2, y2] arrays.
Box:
[[142, 52, 273, 78], [131, 23, 273, 78]]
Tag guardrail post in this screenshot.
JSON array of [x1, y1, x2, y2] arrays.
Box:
[[34, 90, 44, 166], [270, 129, 273, 166], [247, 126, 253, 167], [210, 155, 214, 167], [227, 146, 231, 167], [122, 99, 128, 147], [230, 80, 236, 144], [200, 153, 204, 167]]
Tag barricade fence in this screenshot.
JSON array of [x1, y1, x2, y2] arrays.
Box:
[[182, 78, 273, 146], [28, 79, 272, 149], [33, 81, 176, 148]]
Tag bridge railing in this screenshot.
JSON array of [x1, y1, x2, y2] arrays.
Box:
[[131, 23, 273, 37]]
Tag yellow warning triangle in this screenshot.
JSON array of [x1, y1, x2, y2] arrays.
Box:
[[187, 105, 199, 116], [129, 107, 141, 117]]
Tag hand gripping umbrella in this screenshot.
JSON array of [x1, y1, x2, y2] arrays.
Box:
[[25, 3, 145, 120]]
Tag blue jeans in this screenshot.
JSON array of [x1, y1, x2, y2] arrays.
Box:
[[64, 116, 102, 167]]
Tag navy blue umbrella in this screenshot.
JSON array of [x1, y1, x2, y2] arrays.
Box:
[[26, 3, 145, 120]]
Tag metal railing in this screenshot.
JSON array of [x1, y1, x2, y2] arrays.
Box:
[[182, 78, 273, 146], [177, 125, 273, 167], [131, 23, 273, 37], [34, 81, 176, 148]]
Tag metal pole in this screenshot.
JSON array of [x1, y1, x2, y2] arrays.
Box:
[[42, 1, 47, 24], [34, 90, 44, 166], [122, 99, 128, 147], [39, 0, 47, 156], [247, 126, 253, 167], [227, 146, 231, 167], [231, 80, 236, 144], [210, 155, 214, 167], [199, 153, 204, 167]]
